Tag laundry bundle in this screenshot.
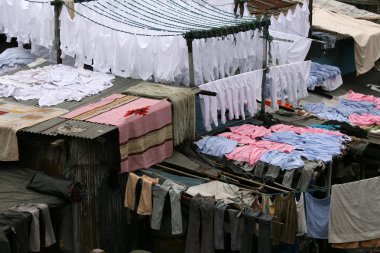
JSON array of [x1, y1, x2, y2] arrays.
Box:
[[27, 171, 86, 203], [0, 48, 37, 75], [0, 64, 115, 107], [307, 62, 342, 91]]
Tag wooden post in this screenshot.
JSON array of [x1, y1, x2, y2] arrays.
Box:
[[186, 38, 195, 86], [51, 0, 63, 64], [308, 0, 313, 38], [260, 38, 268, 115], [326, 162, 332, 196]]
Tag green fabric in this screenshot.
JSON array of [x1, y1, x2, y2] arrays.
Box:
[[0, 230, 11, 253], [124, 83, 195, 145]]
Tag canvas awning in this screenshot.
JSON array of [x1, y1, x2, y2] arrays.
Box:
[[313, 7, 380, 75]]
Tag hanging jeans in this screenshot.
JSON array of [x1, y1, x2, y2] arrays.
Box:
[[185, 194, 215, 253], [151, 180, 186, 235], [214, 202, 227, 250]]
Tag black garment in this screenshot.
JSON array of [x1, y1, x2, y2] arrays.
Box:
[[322, 120, 367, 138], [27, 171, 86, 203], [0, 229, 11, 253], [0, 211, 31, 253], [185, 194, 215, 253], [228, 209, 241, 251], [233, 0, 244, 17], [214, 203, 227, 250], [240, 215, 255, 253], [258, 220, 272, 253]]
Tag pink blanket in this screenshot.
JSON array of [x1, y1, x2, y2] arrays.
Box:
[[63, 94, 173, 173]]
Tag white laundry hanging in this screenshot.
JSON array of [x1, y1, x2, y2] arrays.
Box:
[[267, 61, 311, 110], [59, 0, 264, 86], [268, 0, 310, 37], [193, 29, 264, 85], [269, 30, 312, 65], [199, 69, 263, 131], [0, 0, 54, 50]]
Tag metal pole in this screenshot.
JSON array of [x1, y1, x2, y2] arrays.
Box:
[[186, 38, 195, 86], [52, 0, 63, 64]]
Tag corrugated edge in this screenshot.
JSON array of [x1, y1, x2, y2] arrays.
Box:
[[20, 118, 117, 139]]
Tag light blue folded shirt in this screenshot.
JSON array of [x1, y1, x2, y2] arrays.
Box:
[[195, 136, 237, 157], [259, 150, 304, 170]]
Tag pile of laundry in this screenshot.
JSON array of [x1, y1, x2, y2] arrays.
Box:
[[0, 64, 115, 106], [0, 47, 37, 75], [195, 123, 349, 171], [303, 90, 380, 127], [307, 62, 343, 91]]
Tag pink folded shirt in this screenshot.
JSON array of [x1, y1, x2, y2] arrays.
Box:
[[225, 140, 294, 165], [225, 146, 268, 165], [348, 113, 380, 126], [229, 124, 271, 139], [217, 132, 257, 144], [347, 90, 380, 109], [270, 124, 343, 136]]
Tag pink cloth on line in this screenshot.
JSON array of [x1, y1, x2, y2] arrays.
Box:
[[348, 113, 380, 126], [347, 90, 380, 109], [269, 124, 344, 136], [229, 124, 271, 139], [225, 146, 268, 165]]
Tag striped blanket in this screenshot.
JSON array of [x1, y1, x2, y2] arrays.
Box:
[[62, 94, 173, 173], [0, 100, 68, 161]]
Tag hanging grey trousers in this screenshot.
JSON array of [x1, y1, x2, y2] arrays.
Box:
[[9, 203, 56, 252], [151, 180, 186, 235], [185, 194, 215, 253]]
